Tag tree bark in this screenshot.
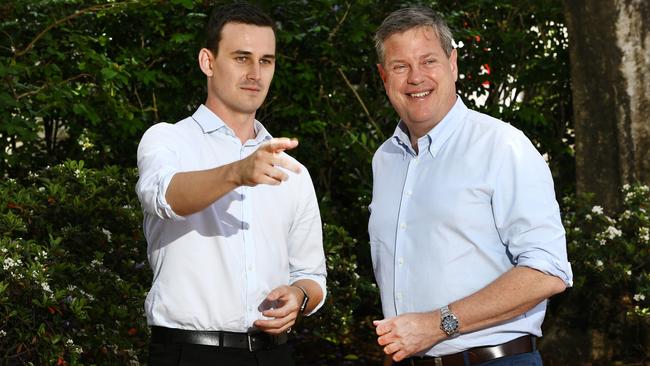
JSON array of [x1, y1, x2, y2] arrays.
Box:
[[565, 0, 650, 211]]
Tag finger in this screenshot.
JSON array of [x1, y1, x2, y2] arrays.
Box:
[[266, 138, 299, 153], [374, 319, 391, 336], [254, 316, 291, 332], [392, 350, 408, 362], [377, 334, 394, 346], [383, 342, 399, 355], [265, 166, 290, 182], [272, 155, 301, 175]]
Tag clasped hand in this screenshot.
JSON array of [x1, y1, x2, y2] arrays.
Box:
[[374, 312, 440, 362], [254, 285, 304, 335]]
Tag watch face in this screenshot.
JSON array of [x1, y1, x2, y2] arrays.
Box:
[[442, 315, 459, 334]]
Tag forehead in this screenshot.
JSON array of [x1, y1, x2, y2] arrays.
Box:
[[383, 26, 444, 60], [218, 22, 276, 54]]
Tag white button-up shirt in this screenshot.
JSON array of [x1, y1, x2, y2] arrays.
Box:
[[136, 105, 327, 332], [369, 97, 572, 356]]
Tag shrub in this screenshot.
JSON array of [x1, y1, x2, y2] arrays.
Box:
[[542, 184, 650, 363], [0, 161, 149, 365]]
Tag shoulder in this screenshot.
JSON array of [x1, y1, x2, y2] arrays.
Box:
[[139, 117, 197, 145], [464, 109, 532, 150]]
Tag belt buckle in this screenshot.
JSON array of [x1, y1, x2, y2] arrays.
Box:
[[434, 358, 443, 366], [247, 334, 253, 352]]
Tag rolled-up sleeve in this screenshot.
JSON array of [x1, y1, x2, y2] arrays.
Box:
[[135, 123, 185, 221], [492, 131, 573, 287], [287, 164, 327, 315]]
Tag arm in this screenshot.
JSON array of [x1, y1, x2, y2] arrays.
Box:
[[166, 137, 301, 216], [375, 267, 566, 361]]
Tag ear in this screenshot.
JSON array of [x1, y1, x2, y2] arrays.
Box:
[[377, 63, 388, 86], [449, 48, 458, 82], [198, 48, 214, 77]]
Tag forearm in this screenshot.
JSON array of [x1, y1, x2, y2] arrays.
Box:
[[451, 266, 566, 335], [165, 162, 241, 216]]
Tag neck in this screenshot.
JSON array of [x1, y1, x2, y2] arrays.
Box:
[[204, 100, 257, 143]]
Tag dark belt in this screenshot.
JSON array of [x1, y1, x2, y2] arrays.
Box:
[[150, 326, 289, 352], [398, 335, 536, 366]]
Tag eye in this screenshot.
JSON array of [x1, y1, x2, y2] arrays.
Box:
[[424, 59, 437, 66], [260, 58, 273, 65], [392, 64, 408, 73], [235, 56, 248, 63]]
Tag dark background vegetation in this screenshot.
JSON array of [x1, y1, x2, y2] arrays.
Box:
[[0, 0, 648, 365]]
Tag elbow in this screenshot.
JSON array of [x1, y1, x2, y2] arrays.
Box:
[[548, 275, 567, 297]]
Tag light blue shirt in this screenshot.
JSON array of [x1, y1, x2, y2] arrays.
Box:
[[135, 105, 326, 332], [368, 97, 573, 356]]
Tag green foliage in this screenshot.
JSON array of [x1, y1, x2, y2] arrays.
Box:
[[0, 162, 149, 365], [543, 184, 650, 363], [296, 223, 381, 365]]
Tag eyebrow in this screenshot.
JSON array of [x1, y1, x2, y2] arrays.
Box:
[[231, 50, 276, 60]]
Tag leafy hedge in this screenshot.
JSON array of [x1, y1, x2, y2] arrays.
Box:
[[0, 161, 377, 365]]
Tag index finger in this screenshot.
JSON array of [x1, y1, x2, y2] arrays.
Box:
[[266, 137, 299, 153]]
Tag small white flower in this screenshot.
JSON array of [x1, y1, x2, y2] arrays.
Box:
[[633, 294, 646, 302], [595, 260, 604, 267], [626, 270, 632, 276], [41, 282, 52, 293], [591, 205, 603, 215], [101, 228, 112, 242], [0, 330, 6, 337], [604, 226, 622, 239], [585, 214, 592, 221], [623, 184, 631, 190], [66, 339, 74, 346], [90, 259, 102, 268], [640, 227, 649, 242], [621, 210, 632, 220]]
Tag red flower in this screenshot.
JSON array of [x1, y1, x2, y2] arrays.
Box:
[[57, 357, 66, 365], [128, 327, 138, 336]]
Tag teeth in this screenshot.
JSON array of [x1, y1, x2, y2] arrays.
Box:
[[410, 91, 430, 98]]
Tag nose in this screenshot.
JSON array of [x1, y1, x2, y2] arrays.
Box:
[[407, 65, 424, 85], [247, 62, 261, 81]]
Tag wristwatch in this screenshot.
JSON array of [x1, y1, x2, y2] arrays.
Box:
[[439, 305, 460, 337], [292, 285, 309, 314]]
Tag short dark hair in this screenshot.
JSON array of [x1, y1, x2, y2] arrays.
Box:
[[205, 2, 276, 54], [374, 6, 454, 64]]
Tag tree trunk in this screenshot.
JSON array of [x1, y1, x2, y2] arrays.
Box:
[[565, 0, 650, 211]]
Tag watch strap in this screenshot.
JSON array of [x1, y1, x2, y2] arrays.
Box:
[[292, 284, 309, 314]]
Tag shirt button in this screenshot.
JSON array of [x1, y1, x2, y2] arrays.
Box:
[[398, 257, 404, 266], [396, 293, 403, 302], [400, 222, 407, 229], [247, 265, 254, 272], [405, 190, 412, 197], [248, 306, 254, 312]]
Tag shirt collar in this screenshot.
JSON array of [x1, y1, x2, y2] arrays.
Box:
[[191, 104, 272, 144], [390, 96, 469, 158]]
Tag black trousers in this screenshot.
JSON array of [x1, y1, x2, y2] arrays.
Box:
[[148, 341, 295, 366]]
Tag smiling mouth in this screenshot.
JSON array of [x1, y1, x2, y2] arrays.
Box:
[[407, 91, 431, 98]]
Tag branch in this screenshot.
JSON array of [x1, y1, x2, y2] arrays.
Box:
[[15, 73, 92, 100], [328, 3, 351, 42], [14, 1, 132, 58], [337, 67, 384, 140]]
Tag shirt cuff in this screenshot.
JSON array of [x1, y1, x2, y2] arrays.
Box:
[[518, 256, 573, 287], [155, 170, 185, 221]]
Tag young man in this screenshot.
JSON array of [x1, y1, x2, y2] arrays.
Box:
[[369, 7, 573, 365], [135, 3, 326, 365]]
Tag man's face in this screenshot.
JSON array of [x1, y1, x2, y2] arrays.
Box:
[[207, 22, 276, 118], [378, 26, 458, 139]]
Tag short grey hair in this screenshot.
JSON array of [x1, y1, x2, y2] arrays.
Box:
[[374, 6, 454, 64]]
